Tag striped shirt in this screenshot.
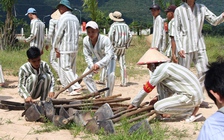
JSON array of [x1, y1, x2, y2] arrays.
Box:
[[150, 63, 203, 103], [25, 19, 45, 51], [174, 2, 224, 53], [151, 15, 166, 52], [108, 22, 132, 48], [18, 61, 55, 99], [53, 11, 80, 52], [83, 34, 114, 69], [48, 18, 58, 44], [165, 18, 175, 57]]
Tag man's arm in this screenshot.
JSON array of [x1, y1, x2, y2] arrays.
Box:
[[25, 21, 38, 43], [18, 66, 32, 102]]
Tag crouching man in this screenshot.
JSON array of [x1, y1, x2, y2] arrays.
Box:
[[128, 49, 203, 121], [18, 47, 55, 103]]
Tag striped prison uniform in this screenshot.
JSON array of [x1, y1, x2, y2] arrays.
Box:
[[151, 15, 166, 53], [25, 18, 45, 51], [132, 63, 203, 115], [53, 11, 81, 92], [174, 2, 224, 89], [18, 61, 55, 101], [83, 34, 115, 97], [0, 65, 4, 83], [165, 18, 175, 58], [108, 21, 132, 86], [48, 18, 59, 74]]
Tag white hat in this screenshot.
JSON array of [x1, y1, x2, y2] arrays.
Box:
[[86, 21, 99, 29], [51, 10, 61, 20], [25, 8, 37, 16], [109, 11, 124, 22], [137, 48, 170, 65]]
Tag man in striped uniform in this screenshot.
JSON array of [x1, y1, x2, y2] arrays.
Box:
[[48, 10, 60, 74], [0, 64, 5, 87], [18, 47, 55, 102], [25, 8, 45, 54], [108, 11, 132, 87], [128, 49, 203, 121], [53, 0, 82, 95], [83, 21, 115, 97], [164, 5, 178, 63], [174, 0, 224, 89], [150, 4, 166, 53]]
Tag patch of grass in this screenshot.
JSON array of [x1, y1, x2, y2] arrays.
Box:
[[5, 119, 13, 124], [30, 121, 60, 134], [0, 135, 15, 140]]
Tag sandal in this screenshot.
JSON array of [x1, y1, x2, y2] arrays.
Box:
[[185, 113, 203, 123]]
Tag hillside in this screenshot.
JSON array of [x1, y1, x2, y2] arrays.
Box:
[[0, 0, 224, 28]]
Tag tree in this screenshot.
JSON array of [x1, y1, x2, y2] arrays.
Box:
[[0, 0, 17, 50], [82, 0, 110, 32]]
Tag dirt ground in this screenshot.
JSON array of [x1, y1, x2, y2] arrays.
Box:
[[0, 69, 217, 140]]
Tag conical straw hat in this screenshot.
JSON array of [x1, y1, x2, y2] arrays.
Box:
[[137, 48, 170, 65], [51, 10, 61, 20]]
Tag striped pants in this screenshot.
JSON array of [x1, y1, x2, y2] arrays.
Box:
[[0, 65, 4, 83], [49, 48, 59, 74], [83, 56, 116, 97], [115, 48, 127, 86], [58, 52, 81, 92], [154, 92, 198, 115], [178, 50, 208, 90], [25, 73, 52, 101]]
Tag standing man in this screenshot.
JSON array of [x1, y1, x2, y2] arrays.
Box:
[[83, 21, 115, 97], [108, 11, 132, 87], [164, 5, 178, 63], [149, 4, 166, 53], [18, 47, 55, 102], [53, 0, 82, 95], [174, 0, 224, 88], [25, 8, 45, 54], [48, 9, 61, 74]]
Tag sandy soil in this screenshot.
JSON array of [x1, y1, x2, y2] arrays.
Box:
[[0, 69, 217, 140]]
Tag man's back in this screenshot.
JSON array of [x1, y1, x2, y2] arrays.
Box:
[[108, 22, 131, 48]]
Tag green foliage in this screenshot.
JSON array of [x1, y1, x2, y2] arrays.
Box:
[[0, 0, 17, 11]]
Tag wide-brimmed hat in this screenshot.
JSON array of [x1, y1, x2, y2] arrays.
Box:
[[149, 4, 161, 10], [86, 21, 99, 29], [25, 8, 37, 16], [109, 11, 124, 22], [51, 10, 61, 20], [57, 0, 72, 11], [165, 5, 177, 13], [137, 48, 170, 65]]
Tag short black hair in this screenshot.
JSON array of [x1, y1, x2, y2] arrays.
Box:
[[204, 58, 224, 104], [26, 47, 41, 59]]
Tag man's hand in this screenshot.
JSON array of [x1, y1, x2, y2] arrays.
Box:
[[149, 96, 158, 105], [25, 96, 33, 103], [178, 50, 185, 58], [55, 48, 60, 58], [48, 92, 55, 98], [127, 104, 135, 109], [92, 64, 100, 73], [45, 45, 49, 51], [171, 54, 178, 63]]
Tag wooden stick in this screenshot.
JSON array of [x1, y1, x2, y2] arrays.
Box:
[[53, 68, 94, 99], [54, 97, 131, 108]]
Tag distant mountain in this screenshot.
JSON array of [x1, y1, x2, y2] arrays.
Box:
[[1, 0, 224, 28]]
